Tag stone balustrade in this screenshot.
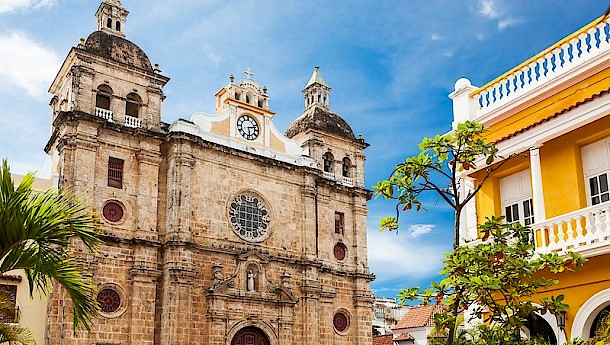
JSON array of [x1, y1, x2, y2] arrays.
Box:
[[341, 176, 354, 187], [124, 115, 142, 128], [534, 202, 610, 256], [95, 107, 113, 122], [471, 17, 609, 114]]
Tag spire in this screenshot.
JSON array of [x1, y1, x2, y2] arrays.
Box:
[[303, 67, 331, 110], [96, 0, 129, 37], [305, 66, 329, 88]]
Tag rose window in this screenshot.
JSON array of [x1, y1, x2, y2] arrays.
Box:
[[103, 201, 124, 222], [334, 243, 347, 261], [333, 312, 349, 332], [229, 194, 270, 242], [97, 288, 121, 313]]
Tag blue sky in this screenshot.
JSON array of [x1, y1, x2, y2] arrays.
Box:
[[0, 0, 607, 300]]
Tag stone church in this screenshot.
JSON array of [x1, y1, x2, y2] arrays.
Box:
[[44, 1, 373, 344]]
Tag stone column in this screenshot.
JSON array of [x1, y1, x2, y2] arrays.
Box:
[[129, 265, 161, 345], [353, 292, 374, 345], [135, 148, 162, 242], [529, 146, 546, 221], [301, 175, 318, 260], [301, 271, 321, 345], [351, 196, 368, 268]]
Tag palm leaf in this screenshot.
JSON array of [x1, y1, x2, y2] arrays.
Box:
[[0, 159, 102, 330]]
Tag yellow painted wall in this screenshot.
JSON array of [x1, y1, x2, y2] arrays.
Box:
[[474, 154, 529, 228], [531, 254, 610, 340], [483, 68, 610, 144]]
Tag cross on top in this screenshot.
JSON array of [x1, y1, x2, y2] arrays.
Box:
[[244, 67, 254, 80]]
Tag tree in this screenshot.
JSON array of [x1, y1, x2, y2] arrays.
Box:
[[374, 122, 585, 345], [0, 159, 102, 334]]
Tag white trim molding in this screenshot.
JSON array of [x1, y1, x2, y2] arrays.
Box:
[[571, 288, 610, 339]]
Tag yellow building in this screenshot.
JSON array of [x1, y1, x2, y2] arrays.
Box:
[[0, 174, 54, 345], [450, 15, 610, 344]]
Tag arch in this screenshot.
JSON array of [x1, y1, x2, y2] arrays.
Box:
[[106, 18, 112, 28], [96, 84, 113, 110], [125, 92, 142, 118], [342, 157, 352, 177], [226, 320, 277, 345], [115, 21, 121, 31], [523, 313, 559, 345], [323, 152, 334, 173], [231, 327, 269, 345], [572, 288, 610, 340]]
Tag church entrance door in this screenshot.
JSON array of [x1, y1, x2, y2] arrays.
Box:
[[230, 326, 270, 345]]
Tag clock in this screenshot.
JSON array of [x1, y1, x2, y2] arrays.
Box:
[[237, 115, 259, 140]]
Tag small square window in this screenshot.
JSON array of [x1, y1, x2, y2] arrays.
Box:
[[108, 157, 124, 189], [590, 173, 610, 205], [335, 212, 344, 235]]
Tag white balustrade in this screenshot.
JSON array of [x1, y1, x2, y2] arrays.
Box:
[[471, 18, 610, 114], [95, 107, 113, 122], [124, 115, 142, 128], [341, 176, 354, 187], [533, 202, 610, 255], [323, 171, 335, 180]]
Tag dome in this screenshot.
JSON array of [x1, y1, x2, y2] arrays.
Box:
[[84, 31, 153, 71], [285, 105, 356, 141]]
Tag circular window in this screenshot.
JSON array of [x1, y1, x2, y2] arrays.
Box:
[[229, 194, 270, 242], [103, 201, 124, 222], [333, 311, 349, 333], [97, 288, 121, 313], [334, 243, 347, 261]]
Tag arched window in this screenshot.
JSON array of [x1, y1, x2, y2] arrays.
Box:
[[323, 152, 334, 173], [125, 93, 142, 118], [106, 18, 112, 28], [96, 84, 113, 110], [115, 21, 121, 31], [342, 157, 351, 177]]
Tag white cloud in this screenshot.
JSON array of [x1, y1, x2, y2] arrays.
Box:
[[0, 31, 60, 98], [407, 224, 434, 238], [498, 17, 521, 31], [0, 0, 53, 14], [430, 33, 442, 41], [478, 0, 499, 19], [368, 229, 445, 281]]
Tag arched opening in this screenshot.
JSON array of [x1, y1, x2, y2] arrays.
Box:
[[106, 18, 112, 28], [125, 93, 142, 118], [523, 314, 558, 345], [115, 21, 121, 31], [342, 157, 352, 177], [323, 152, 334, 173], [96, 84, 113, 110], [590, 305, 610, 338], [230, 326, 270, 345]]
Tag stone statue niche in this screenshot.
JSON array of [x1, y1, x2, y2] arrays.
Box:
[[246, 264, 259, 292]]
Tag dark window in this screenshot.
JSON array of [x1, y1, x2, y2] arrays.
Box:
[[0, 284, 17, 323], [334, 243, 347, 261], [108, 157, 124, 189], [96, 84, 113, 110], [590, 173, 609, 205], [505, 198, 534, 226], [125, 93, 141, 118], [323, 152, 334, 173], [333, 312, 349, 332], [335, 212, 344, 235], [106, 18, 112, 28], [523, 199, 534, 226], [103, 201, 124, 222], [115, 21, 121, 31], [342, 157, 351, 177]]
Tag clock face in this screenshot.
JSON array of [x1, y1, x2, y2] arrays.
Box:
[[237, 115, 259, 140]]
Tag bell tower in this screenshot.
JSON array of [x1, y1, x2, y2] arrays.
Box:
[[96, 0, 128, 37], [303, 66, 331, 110]]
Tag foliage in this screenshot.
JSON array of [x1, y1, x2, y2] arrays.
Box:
[[374, 122, 586, 345], [399, 217, 585, 345], [0, 159, 102, 331], [374, 121, 502, 248], [586, 313, 610, 345]]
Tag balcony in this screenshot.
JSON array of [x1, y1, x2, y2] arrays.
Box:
[[341, 176, 354, 187], [95, 107, 113, 122], [124, 115, 142, 128], [323, 171, 335, 180], [533, 202, 610, 256]]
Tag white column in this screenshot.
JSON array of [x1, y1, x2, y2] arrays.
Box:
[[458, 175, 478, 243], [529, 146, 546, 221]]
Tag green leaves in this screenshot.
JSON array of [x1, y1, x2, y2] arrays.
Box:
[[0, 159, 102, 331], [398, 216, 585, 345]]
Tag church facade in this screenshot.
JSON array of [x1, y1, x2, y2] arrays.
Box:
[[44, 1, 374, 345]]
